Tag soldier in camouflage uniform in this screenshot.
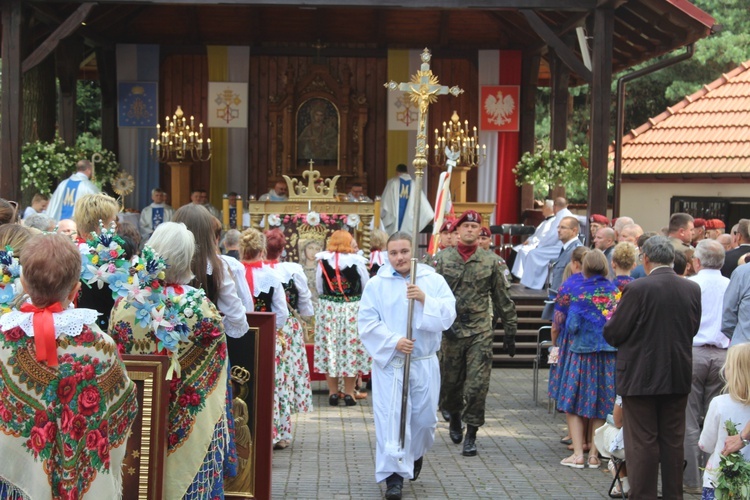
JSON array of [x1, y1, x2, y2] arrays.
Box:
[[433, 210, 518, 457]]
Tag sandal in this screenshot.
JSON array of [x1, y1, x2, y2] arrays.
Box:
[[560, 436, 573, 446], [588, 455, 601, 469], [560, 454, 585, 469]]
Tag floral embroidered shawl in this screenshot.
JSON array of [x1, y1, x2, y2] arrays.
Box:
[[0, 311, 137, 500], [108, 285, 229, 499]]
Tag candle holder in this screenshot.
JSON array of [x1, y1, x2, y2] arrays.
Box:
[[150, 105, 212, 163], [430, 110, 486, 169]]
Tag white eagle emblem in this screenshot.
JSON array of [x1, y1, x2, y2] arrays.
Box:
[[484, 90, 516, 126]]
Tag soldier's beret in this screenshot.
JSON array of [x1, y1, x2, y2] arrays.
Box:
[[454, 210, 482, 228], [693, 218, 707, 228], [589, 214, 610, 225], [440, 220, 452, 233], [479, 226, 491, 237], [706, 219, 725, 229]]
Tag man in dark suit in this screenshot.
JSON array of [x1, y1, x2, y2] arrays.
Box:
[[721, 218, 750, 278], [603, 235, 702, 499], [541, 216, 583, 320]]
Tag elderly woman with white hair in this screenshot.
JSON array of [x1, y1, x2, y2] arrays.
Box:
[[108, 222, 234, 499]]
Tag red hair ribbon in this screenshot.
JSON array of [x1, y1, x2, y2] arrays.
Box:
[[19, 302, 64, 367]]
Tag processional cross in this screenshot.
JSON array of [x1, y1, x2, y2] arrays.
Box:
[[384, 48, 462, 451]]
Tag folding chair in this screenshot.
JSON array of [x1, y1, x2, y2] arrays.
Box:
[[608, 456, 627, 498], [532, 325, 552, 405]]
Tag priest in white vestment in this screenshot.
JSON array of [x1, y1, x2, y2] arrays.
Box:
[[139, 187, 174, 240], [511, 199, 555, 279], [519, 197, 573, 289], [47, 160, 100, 221], [381, 164, 434, 236], [358, 232, 456, 499]]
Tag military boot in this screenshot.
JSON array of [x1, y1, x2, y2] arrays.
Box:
[[449, 414, 463, 444], [462, 424, 478, 456]]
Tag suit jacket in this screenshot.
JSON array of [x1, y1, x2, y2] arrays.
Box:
[[603, 266, 701, 396], [540, 238, 582, 321], [721, 244, 750, 278]]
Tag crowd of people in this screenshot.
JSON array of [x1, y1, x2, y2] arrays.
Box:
[[4, 176, 750, 500]]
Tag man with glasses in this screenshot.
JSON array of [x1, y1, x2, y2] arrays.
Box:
[[47, 160, 100, 221], [540, 217, 583, 320]]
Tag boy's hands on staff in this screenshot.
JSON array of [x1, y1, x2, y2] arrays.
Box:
[[396, 337, 415, 354], [406, 283, 425, 304]]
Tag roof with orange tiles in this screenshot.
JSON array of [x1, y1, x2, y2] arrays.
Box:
[[614, 60, 750, 177]]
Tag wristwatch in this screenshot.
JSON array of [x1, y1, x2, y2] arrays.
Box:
[[742, 433, 750, 448]]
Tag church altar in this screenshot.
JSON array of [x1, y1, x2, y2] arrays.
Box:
[[246, 165, 376, 259]]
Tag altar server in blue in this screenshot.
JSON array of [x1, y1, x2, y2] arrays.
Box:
[[47, 160, 100, 221], [139, 187, 174, 240], [359, 231, 456, 500]]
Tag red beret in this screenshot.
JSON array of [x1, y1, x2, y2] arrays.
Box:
[[454, 210, 482, 228], [440, 220, 452, 233], [479, 226, 491, 237], [589, 214, 610, 225], [693, 218, 706, 228], [706, 219, 725, 229]]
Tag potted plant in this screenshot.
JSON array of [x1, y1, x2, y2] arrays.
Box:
[[513, 144, 593, 203]]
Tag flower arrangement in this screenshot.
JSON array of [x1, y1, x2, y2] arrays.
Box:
[[512, 144, 603, 203], [80, 222, 132, 298], [713, 420, 750, 499], [21, 137, 122, 197], [0, 247, 22, 312], [273, 212, 356, 230]]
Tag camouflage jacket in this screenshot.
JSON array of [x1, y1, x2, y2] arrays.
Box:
[[433, 247, 517, 339]]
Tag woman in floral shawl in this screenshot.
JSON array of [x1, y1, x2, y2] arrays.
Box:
[[0, 233, 137, 499], [108, 222, 232, 499], [557, 250, 619, 470]]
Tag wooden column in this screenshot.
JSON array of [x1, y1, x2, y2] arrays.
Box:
[[1, 0, 23, 202], [168, 161, 193, 209], [96, 45, 118, 153], [588, 7, 614, 218], [549, 46, 571, 200], [56, 38, 83, 146], [519, 52, 540, 212]]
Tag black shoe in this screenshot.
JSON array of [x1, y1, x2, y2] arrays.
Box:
[[449, 414, 463, 444], [328, 394, 340, 406], [410, 456, 423, 481], [441, 409, 451, 422], [343, 395, 357, 406], [462, 424, 478, 456], [385, 473, 403, 500]]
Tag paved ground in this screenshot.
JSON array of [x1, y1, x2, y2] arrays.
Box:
[[271, 368, 704, 499]]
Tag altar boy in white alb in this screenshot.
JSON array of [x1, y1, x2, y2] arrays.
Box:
[[359, 232, 456, 500]]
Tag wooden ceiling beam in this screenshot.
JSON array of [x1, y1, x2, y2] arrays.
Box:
[[521, 9, 592, 83], [22, 2, 95, 73], [29, 3, 105, 47], [529, 11, 589, 55], [68, 0, 598, 9]]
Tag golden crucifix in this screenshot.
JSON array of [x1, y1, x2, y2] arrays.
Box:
[[384, 47, 462, 452]]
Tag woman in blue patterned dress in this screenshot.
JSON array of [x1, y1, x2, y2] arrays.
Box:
[[557, 250, 618, 470]]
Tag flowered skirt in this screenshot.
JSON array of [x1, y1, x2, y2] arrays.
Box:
[[314, 296, 371, 377], [273, 327, 293, 444], [555, 350, 616, 420], [284, 314, 313, 414], [548, 327, 572, 401]]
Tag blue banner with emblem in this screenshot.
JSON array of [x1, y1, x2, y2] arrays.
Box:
[[151, 207, 164, 229], [397, 178, 411, 231], [118, 81, 157, 128]]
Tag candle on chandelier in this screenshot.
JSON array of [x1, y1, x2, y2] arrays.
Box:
[[190, 115, 195, 129], [207, 138, 212, 150]]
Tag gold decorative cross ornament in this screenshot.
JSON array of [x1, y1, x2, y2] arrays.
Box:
[[384, 48, 463, 177]]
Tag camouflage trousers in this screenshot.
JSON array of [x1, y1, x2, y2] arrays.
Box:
[[439, 330, 493, 427]]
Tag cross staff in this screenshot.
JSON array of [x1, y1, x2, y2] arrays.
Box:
[[385, 48, 462, 451]]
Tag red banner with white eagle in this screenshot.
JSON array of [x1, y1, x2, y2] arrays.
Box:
[[480, 85, 520, 132]]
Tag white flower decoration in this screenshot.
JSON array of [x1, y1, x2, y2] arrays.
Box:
[[306, 211, 321, 226], [184, 307, 194, 318], [267, 214, 282, 227], [346, 214, 360, 228]]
